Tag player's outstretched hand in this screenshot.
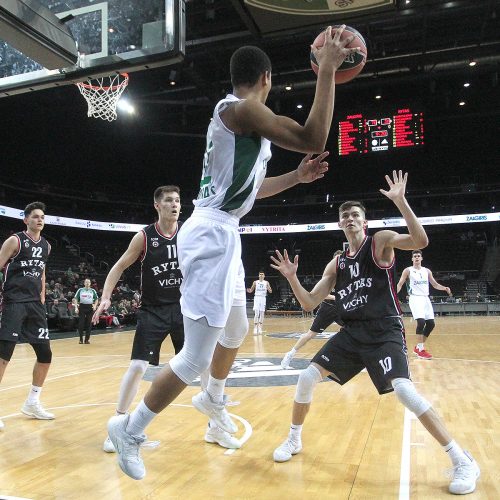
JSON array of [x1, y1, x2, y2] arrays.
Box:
[[92, 298, 111, 325], [312, 25, 361, 72], [379, 170, 408, 203], [270, 249, 299, 279], [445, 287, 452, 296], [297, 151, 329, 183]]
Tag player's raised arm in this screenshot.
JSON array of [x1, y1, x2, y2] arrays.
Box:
[[376, 171, 429, 254], [271, 250, 337, 311]]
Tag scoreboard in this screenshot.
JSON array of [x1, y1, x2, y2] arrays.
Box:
[[338, 107, 424, 156]]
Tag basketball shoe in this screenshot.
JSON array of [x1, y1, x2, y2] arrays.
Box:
[[414, 346, 432, 359], [21, 401, 55, 420], [281, 350, 294, 369], [107, 414, 146, 480], [448, 451, 480, 495], [273, 437, 302, 462], [192, 391, 238, 433], [205, 423, 241, 449]]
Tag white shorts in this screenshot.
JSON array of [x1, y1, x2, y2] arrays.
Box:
[[253, 296, 266, 312], [178, 207, 246, 328], [409, 295, 434, 320]]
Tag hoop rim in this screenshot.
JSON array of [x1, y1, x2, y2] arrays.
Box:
[[77, 72, 129, 91]]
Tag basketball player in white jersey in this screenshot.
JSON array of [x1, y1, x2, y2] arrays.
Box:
[[247, 272, 272, 334], [397, 250, 452, 359], [107, 29, 360, 480]]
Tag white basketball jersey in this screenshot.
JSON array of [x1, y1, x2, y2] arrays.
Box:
[[254, 280, 269, 297], [194, 94, 272, 219], [407, 266, 430, 296]]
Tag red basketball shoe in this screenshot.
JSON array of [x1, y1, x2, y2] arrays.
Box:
[[417, 349, 433, 359]]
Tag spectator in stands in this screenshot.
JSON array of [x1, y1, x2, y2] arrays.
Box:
[[476, 292, 484, 302]]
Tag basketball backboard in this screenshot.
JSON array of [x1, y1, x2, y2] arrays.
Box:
[[0, 0, 185, 97]]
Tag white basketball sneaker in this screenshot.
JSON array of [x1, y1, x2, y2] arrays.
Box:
[[273, 437, 302, 462], [204, 423, 241, 449], [21, 401, 55, 420], [257, 325, 263, 334], [103, 435, 116, 453], [281, 350, 294, 369], [448, 451, 480, 495], [253, 325, 258, 335], [107, 414, 146, 480], [192, 391, 238, 433]]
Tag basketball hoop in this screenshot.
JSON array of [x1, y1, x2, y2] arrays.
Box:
[[76, 73, 129, 121]]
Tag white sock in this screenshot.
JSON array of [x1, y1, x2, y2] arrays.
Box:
[[27, 385, 42, 404], [126, 400, 157, 437], [289, 424, 302, 442], [207, 376, 226, 404], [290, 348, 297, 355], [417, 342, 424, 351], [443, 440, 468, 466]]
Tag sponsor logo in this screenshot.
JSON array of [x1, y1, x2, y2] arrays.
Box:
[[382, 219, 401, 226], [152, 241, 159, 247], [262, 226, 285, 233], [0, 207, 5, 215], [239, 226, 253, 233], [466, 215, 487, 222], [144, 357, 333, 387], [19, 211, 25, 217], [307, 224, 325, 231]]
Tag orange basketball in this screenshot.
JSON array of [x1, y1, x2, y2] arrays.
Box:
[[310, 26, 367, 84]]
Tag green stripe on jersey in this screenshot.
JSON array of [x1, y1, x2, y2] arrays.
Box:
[[221, 135, 260, 212]]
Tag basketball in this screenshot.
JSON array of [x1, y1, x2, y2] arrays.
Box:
[[310, 26, 367, 84]]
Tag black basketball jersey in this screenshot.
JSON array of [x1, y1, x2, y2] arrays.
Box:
[[2, 231, 51, 303], [335, 235, 401, 321], [139, 222, 182, 306]]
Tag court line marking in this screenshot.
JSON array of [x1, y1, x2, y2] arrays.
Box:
[[399, 408, 412, 500], [1, 402, 252, 456], [0, 496, 34, 500]]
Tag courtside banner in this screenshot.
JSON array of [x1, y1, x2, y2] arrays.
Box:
[[0, 205, 498, 233]]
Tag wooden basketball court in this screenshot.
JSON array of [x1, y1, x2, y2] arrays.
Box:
[[0, 316, 498, 499]]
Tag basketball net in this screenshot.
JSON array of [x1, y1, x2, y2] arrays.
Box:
[[76, 73, 129, 121]]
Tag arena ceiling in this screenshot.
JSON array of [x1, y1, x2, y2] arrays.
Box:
[[1, 0, 499, 202]]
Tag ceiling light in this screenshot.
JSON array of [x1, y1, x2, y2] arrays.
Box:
[[285, 84, 292, 91], [296, 104, 303, 109], [170, 80, 176, 86], [375, 95, 382, 99], [463, 82, 470, 87], [459, 101, 466, 106], [405, 0, 410, 4], [469, 61, 477, 66], [117, 99, 135, 115]]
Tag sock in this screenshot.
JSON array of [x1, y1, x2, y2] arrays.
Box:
[[417, 343, 424, 351], [126, 400, 157, 437], [290, 348, 297, 355], [443, 440, 468, 466], [27, 385, 42, 404], [289, 423, 302, 442], [207, 376, 226, 404]]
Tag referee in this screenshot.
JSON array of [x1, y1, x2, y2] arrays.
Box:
[[75, 278, 98, 344]]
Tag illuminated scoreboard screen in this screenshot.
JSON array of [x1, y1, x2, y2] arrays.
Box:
[[338, 107, 424, 156]]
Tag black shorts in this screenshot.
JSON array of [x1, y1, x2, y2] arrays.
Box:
[[131, 303, 184, 362], [0, 302, 50, 344], [310, 300, 341, 333], [311, 317, 409, 395]]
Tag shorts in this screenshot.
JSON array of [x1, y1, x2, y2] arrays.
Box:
[[131, 304, 184, 361], [253, 296, 266, 312], [178, 207, 246, 328], [409, 295, 434, 320], [310, 300, 341, 333], [311, 317, 410, 395], [0, 301, 50, 344]]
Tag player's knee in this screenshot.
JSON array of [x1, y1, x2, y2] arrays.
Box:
[[391, 378, 431, 417], [0, 340, 16, 362], [423, 319, 435, 337], [169, 349, 212, 384], [219, 307, 249, 349], [129, 359, 149, 376], [32, 343, 52, 364], [415, 318, 425, 335], [295, 364, 323, 404]]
